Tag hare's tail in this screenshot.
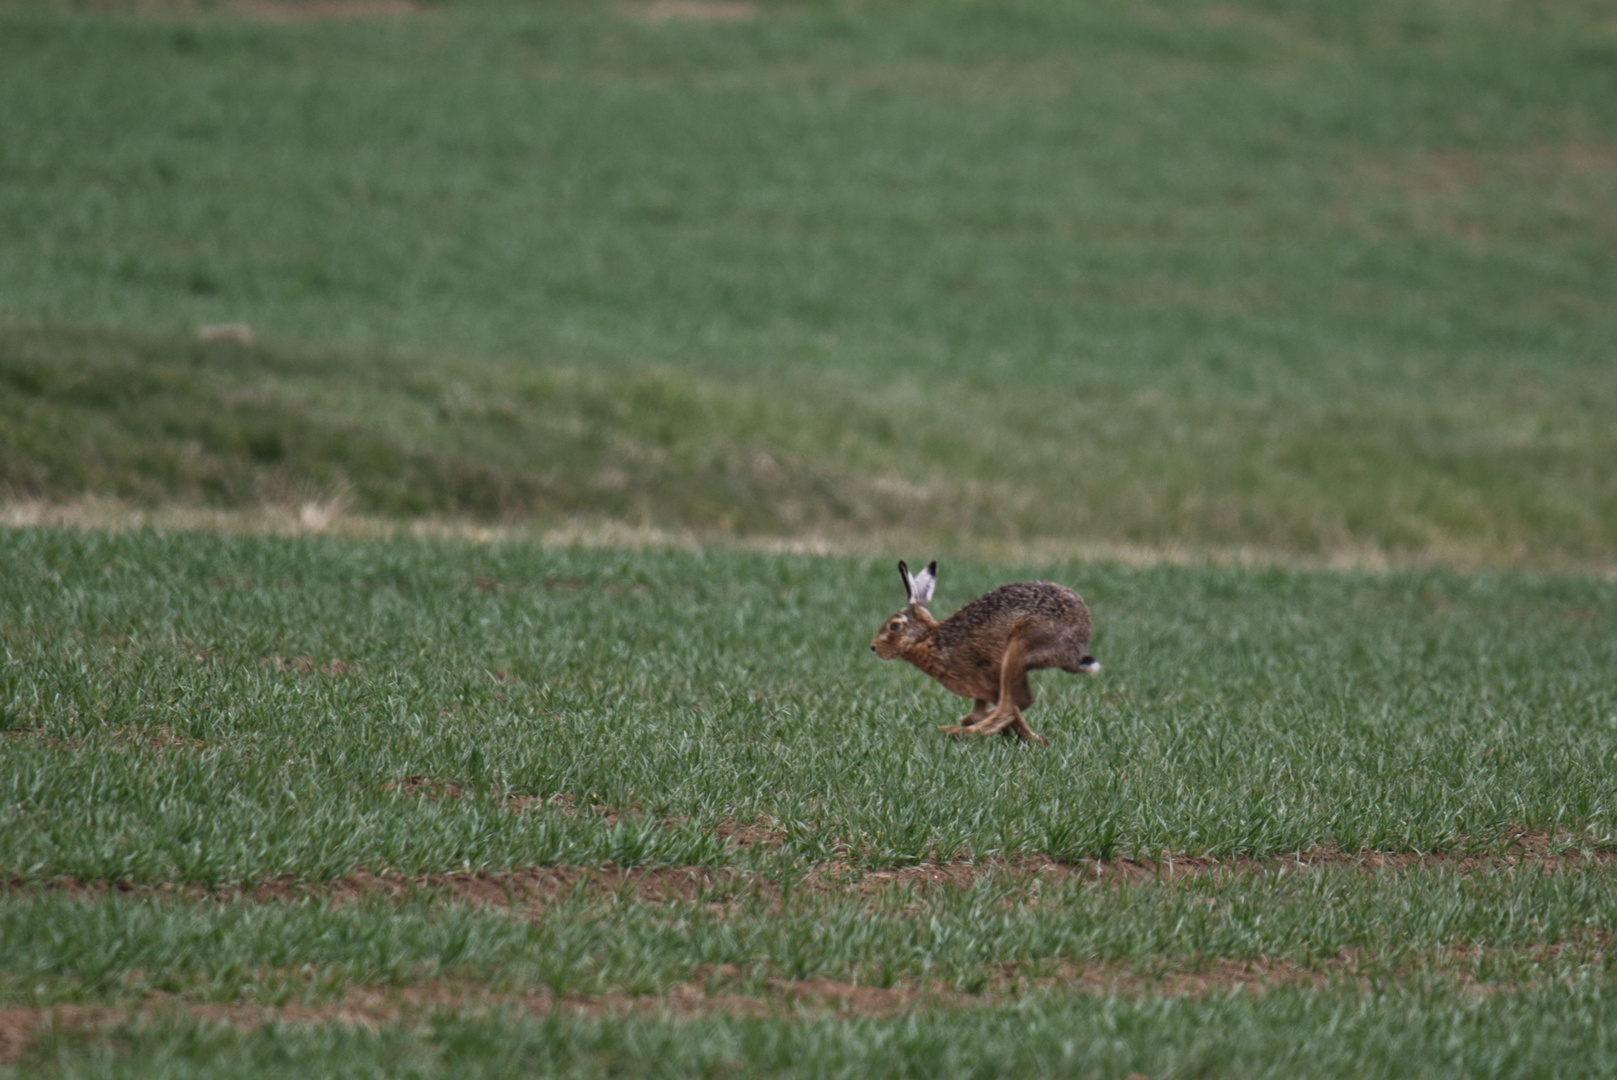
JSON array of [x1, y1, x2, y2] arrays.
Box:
[[1070, 655, 1101, 675]]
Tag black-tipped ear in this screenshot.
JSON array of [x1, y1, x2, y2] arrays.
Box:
[[910, 560, 937, 604], [898, 560, 914, 599]]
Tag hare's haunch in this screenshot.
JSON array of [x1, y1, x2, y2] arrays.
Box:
[[870, 560, 1098, 745]]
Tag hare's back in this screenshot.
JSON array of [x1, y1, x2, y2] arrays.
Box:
[[936, 581, 1090, 651]]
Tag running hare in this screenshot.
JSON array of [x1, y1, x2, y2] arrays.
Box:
[[870, 560, 1098, 745]]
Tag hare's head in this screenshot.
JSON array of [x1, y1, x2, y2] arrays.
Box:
[[871, 559, 938, 659]]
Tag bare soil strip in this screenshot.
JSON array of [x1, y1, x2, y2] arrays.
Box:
[[10, 940, 1600, 1065], [8, 833, 1615, 908], [0, 955, 1485, 1064], [226, 0, 420, 19], [86, 0, 423, 19], [626, 1, 758, 21]]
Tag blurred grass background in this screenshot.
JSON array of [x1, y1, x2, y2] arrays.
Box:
[[1, 0, 1613, 566]]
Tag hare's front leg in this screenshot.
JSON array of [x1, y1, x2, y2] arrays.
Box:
[[938, 699, 993, 738]]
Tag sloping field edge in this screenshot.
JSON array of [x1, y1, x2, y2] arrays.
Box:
[[7, 498, 1617, 577]]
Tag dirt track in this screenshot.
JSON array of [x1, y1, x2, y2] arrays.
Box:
[[0, 955, 1449, 1065], [7, 831, 1614, 910]]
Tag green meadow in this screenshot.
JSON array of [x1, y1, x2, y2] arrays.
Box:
[[4, 530, 1617, 881], [3, 0, 1617, 1073], [2, 530, 1615, 1075]]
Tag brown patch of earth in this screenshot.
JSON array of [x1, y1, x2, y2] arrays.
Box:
[[9, 943, 1582, 1065], [501, 791, 656, 828], [0, 956, 1409, 1063], [385, 782, 776, 841], [4, 865, 766, 910], [86, 0, 422, 17], [245, 865, 764, 908], [380, 775, 467, 801], [714, 815, 788, 849], [227, 0, 421, 21], [626, 1, 758, 22], [99, 0, 424, 18], [1349, 143, 1617, 199], [2, 725, 207, 753], [261, 655, 356, 676], [1341, 142, 1617, 244], [818, 830, 1617, 892], [8, 832, 1615, 909]]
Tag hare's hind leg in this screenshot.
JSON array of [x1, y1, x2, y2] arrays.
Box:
[[998, 674, 1042, 742], [973, 638, 1049, 745], [938, 699, 993, 738]]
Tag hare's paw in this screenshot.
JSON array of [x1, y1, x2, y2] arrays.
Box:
[[973, 712, 1019, 737], [937, 724, 982, 739]]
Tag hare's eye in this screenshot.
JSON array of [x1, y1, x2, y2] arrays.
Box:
[[889, 620, 902, 630]]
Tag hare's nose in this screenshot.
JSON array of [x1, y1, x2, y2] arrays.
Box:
[[869, 646, 876, 652]]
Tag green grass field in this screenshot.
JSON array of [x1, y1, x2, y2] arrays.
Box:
[[3, 0, 1617, 1073], [5, 530, 1617, 879], [2, 529, 1615, 1074]]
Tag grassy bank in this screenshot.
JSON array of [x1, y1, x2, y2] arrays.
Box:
[[2, 0, 1615, 566], [5, 320, 1616, 569]]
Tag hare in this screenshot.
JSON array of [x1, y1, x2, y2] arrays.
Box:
[[870, 560, 1098, 745]]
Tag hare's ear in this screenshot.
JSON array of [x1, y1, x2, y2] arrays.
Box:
[[898, 560, 916, 601], [909, 560, 937, 605]]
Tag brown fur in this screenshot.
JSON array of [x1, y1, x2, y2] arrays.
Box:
[[871, 565, 1097, 746]]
